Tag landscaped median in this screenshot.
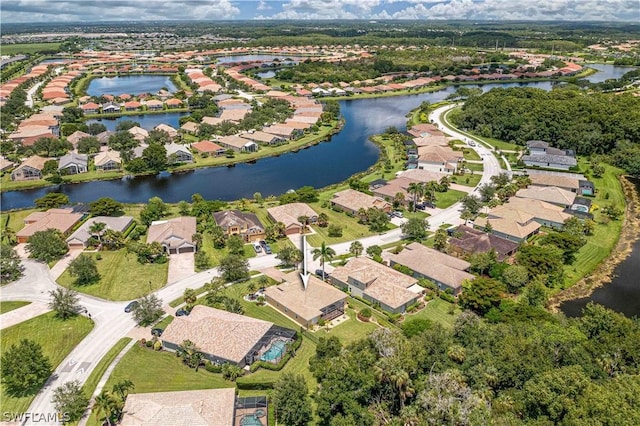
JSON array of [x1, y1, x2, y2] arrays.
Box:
[[0, 312, 94, 414]]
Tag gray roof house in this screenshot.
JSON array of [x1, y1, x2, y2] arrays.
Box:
[[522, 140, 577, 170], [66, 216, 133, 249], [58, 152, 88, 174], [165, 142, 193, 164]]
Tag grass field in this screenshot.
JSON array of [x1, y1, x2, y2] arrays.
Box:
[[462, 148, 482, 161], [0, 43, 61, 55], [404, 298, 460, 328], [434, 189, 467, 209], [1, 208, 37, 233], [0, 301, 30, 314], [316, 307, 379, 344], [0, 312, 94, 414], [56, 249, 168, 301], [442, 108, 521, 152], [561, 161, 625, 288], [452, 173, 482, 187]]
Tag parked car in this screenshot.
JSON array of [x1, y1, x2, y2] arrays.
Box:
[[259, 240, 272, 254], [124, 301, 139, 313], [176, 308, 190, 317], [315, 269, 330, 280], [393, 211, 404, 218], [151, 328, 163, 337], [253, 244, 262, 253]]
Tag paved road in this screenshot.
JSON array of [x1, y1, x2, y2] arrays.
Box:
[[25, 81, 43, 108], [1, 102, 504, 425]]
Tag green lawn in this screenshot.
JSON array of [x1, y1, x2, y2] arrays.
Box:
[[561, 161, 625, 287], [199, 233, 257, 268], [434, 189, 467, 209], [0, 301, 30, 314], [0, 43, 61, 55], [404, 298, 460, 328], [56, 249, 168, 301], [316, 307, 379, 344], [452, 174, 482, 187], [462, 148, 481, 161], [307, 203, 385, 247], [465, 162, 485, 172], [1, 208, 37, 233], [0, 312, 94, 414], [154, 315, 175, 330], [442, 108, 521, 152]]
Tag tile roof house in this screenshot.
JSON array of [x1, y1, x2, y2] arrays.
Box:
[[161, 305, 293, 367], [147, 216, 197, 254], [66, 216, 133, 249], [388, 242, 474, 295], [94, 150, 122, 171], [528, 173, 580, 192], [10, 155, 48, 181], [262, 125, 301, 140], [218, 135, 258, 152], [121, 389, 236, 426], [522, 140, 577, 170], [516, 186, 576, 208], [17, 208, 84, 244], [267, 203, 318, 235], [264, 272, 347, 328], [58, 152, 88, 174], [165, 142, 193, 164], [213, 210, 265, 242], [154, 124, 178, 139], [66, 130, 91, 148], [448, 225, 519, 261], [331, 257, 422, 314], [240, 131, 286, 146], [191, 140, 225, 156], [417, 146, 463, 174], [330, 189, 392, 215], [180, 121, 200, 134]]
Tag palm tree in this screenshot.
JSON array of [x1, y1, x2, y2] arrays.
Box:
[[393, 192, 405, 208], [349, 241, 364, 257], [407, 182, 422, 211], [356, 208, 368, 223], [439, 175, 451, 191], [274, 221, 286, 238], [112, 379, 134, 403], [93, 390, 119, 426], [89, 221, 107, 250], [102, 229, 125, 250], [297, 215, 310, 234], [312, 241, 336, 279]]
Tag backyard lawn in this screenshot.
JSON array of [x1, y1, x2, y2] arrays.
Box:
[[316, 307, 379, 344], [56, 249, 168, 301], [0, 312, 94, 414], [452, 173, 482, 187], [434, 189, 467, 209], [0, 301, 30, 314], [404, 298, 460, 328]]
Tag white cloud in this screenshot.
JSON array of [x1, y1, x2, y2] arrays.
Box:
[[257, 0, 272, 10]]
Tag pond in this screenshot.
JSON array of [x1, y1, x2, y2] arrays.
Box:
[[586, 63, 637, 83], [561, 239, 640, 318], [217, 54, 300, 64], [86, 112, 189, 131], [255, 70, 276, 79], [86, 75, 177, 97]]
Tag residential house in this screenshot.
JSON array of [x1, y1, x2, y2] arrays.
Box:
[[448, 225, 519, 261], [522, 140, 577, 170], [330, 189, 391, 215], [180, 121, 200, 134], [145, 99, 164, 111], [58, 152, 88, 174], [191, 140, 225, 156], [267, 203, 318, 235], [95, 130, 115, 146], [165, 98, 183, 108], [0, 157, 15, 172], [371, 176, 416, 206], [331, 257, 422, 314], [16, 208, 84, 243], [417, 146, 463, 174], [101, 102, 121, 114], [128, 126, 149, 142], [66, 216, 133, 249], [121, 389, 236, 426], [161, 305, 295, 368], [80, 102, 100, 114], [147, 216, 197, 254], [154, 124, 178, 139], [528, 173, 580, 193], [264, 272, 347, 328], [165, 142, 193, 164], [516, 186, 576, 208], [213, 210, 265, 242], [240, 131, 286, 146], [10, 155, 48, 181], [66, 130, 91, 148], [263, 125, 302, 140], [94, 150, 122, 171], [388, 242, 474, 295], [123, 101, 142, 111], [218, 135, 258, 152]]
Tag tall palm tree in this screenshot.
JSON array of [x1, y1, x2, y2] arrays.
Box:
[[349, 241, 364, 257], [112, 379, 134, 403], [89, 221, 107, 250], [312, 241, 335, 279], [274, 221, 286, 238], [356, 207, 368, 223], [93, 390, 118, 426], [297, 215, 310, 234], [407, 182, 422, 211]]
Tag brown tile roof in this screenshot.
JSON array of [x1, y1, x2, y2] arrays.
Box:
[[388, 242, 473, 291], [17, 208, 83, 240], [449, 225, 519, 261], [161, 305, 273, 364], [528, 174, 580, 191], [331, 189, 391, 212], [191, 140, 224, 153], [147, 216, 196, 249], [264, 273, 347, 322], [331, 257, 420, 310], [515, 186, 576, 206], [502, 197, 572, 224], [213, 210, 264, 233], [121, 388, 236, 426], [267, 203, 317, 228]]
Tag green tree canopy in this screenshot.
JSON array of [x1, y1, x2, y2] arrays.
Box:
[[26, 229, 68, 262], [1, 339, 52, 396], [34, 192, 69, 209]]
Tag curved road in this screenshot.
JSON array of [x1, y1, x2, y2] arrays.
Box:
[[1, 103, 503, 425]]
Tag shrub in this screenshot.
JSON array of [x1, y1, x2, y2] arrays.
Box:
[[145, 340, 153, 348], [204, 362, 222, 373], [360, 308, 372, 319], [328, 224, 343, 237], [317, 318, 326, 327], [439, 292, 456, 303], [95, 253, 102, 261], [153, 340, 162, 351], [140, 338, 146, 346], [236, 379, 276, 390]]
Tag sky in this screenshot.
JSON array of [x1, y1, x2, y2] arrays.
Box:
[[1, 0, 637, 23]]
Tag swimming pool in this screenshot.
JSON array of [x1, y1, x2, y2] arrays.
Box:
[[260, 340, 287, 362], [240, 414, 262, 426]]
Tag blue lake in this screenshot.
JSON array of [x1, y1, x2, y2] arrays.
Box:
[[86, 75, 177, 97], [586, 63, 637, 83], [256, 70, 276, 79], [217, 54, 300, 64], [86, 112, 189, 131]]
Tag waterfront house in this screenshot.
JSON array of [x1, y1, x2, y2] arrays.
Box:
[[80, 102, 100, 114], [416, 146, 463, 174], [213, 210, 265, 242], [331, 257, 422, 314], [10, 155, 48, 181], [218, 135, 258, 152], [240, 131, 285, 146], [191, 140, 225, 156], [58, 152, 88, 174], [180, 121, 200, 134], [145, 99, 164, 111], [147, 216, 197, 254], [267, 203, 318, 235], [165, 142, 193, 163], [330, 189, 392, 215], [94, 150, 122, 171], [66, 216, 133, 249], [154, 124, 178, 139], [388, 242, 474, 295], [17, 208, 84, 244]]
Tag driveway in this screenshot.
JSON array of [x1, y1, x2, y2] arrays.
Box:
[[167, 252, 195, 284], [49, 249, 84, 280]]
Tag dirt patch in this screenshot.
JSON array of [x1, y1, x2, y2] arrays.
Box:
[[548, 176, 640, 312]]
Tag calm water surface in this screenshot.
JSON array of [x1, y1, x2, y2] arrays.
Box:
[[86, 112, 189, 131], [586, 63, 637, 83], [217, 55, 300, 64], [86, 75, 177, 97]]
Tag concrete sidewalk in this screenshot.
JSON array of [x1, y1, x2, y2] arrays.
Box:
[[0, 302, 50, 330], [50, 249, 84, 280]]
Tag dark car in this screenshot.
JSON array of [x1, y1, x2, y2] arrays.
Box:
[[315, 269, 330, 280], [124, 301, 139, 313], [151, 328, 163, 337], [259, 240, 272, 254], [176, 308, 190, 317]]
